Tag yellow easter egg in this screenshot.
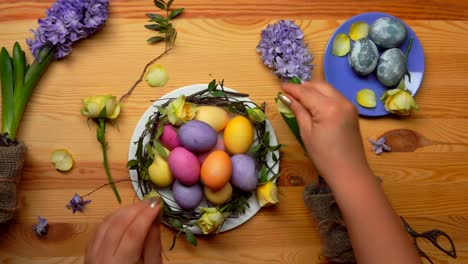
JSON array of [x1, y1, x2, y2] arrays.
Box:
[[148, 155, 174, 188], [195, 106, 229, 132], [204, 182, 233, 205], [224, 116, 254, 154]]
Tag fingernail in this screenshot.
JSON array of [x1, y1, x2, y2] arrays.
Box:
[[278, 93, 292, 106], [145, 197, 160, 209]]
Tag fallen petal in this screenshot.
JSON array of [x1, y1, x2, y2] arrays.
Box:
[[349, 22, 369, 41], [50, 149, 74, 172], [356, 88, 377, 108], [332, 33, 351, 56]]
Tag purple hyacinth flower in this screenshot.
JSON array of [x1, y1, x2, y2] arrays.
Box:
[[66, 193, 91, 213], [369, 137, 392, 155], [257, 20, 314, 82], [33, 216, 48, 236], [26, 0, 109, 60]]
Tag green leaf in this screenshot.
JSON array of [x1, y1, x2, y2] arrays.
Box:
[[147, 13, 165, 23], [210, 90, 225, 97], [154, 0, 166, 10], [140, 170, 149, 180], [250, 144, 262, 155], [145, 143, 155, 159], [262, 131, 270, 146], [167, 0, 174, 9], [12, 42, 26, 92], [272, 152, 278, 162], [185, 229, 197, 247], [155, 121, 166, 140], [0, 47, 15, 137], [127, 159, 139, 168], [147, 36, 166, 44], [259, 165, 268, 183], [280, 113, 305, 148], [145, 24, 162, 31], [170, 218, 183, 229], [207, 79, 216, 92], [153, 141, 168, 159], [168, 8, 184, 19]]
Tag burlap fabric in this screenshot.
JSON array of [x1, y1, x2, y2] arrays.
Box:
[[0, 139, 26, 223], [303, 182, 356, 263]]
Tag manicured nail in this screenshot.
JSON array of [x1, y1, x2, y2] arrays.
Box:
[[278, 93, 292, 106], [145, 197, 160, 209]]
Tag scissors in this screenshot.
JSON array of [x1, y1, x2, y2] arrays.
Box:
[[400, 216, 457, 264]]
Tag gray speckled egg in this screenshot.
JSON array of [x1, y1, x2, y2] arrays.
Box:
[[369, 17, 407, 49], [377, 48, 407, 87], [349, 38, 379, 76]]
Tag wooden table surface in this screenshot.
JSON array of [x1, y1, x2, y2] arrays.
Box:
[[1, 0, 468, 263]]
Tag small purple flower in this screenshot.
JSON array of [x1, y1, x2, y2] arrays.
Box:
[[27, 0, 109, 59], [67, 193, 91, 213], [369, 137, 392, 155], [33, 216, 48, 236], [257, 20, 314, 82]]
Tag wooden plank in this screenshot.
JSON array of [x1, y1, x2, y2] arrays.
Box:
[[1, 0, 468, 21]]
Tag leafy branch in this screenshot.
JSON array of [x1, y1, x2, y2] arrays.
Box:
[[119, 0, 184, 102]]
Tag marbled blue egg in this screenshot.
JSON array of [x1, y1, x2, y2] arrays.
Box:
[[349, 38, 379, 76], [377, 48, 407, 87], [369, 17, 407, 49]]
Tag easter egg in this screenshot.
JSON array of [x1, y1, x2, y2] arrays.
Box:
[[204, 182, 233, 205], [377, 48, 407, 87], [160, 124, 181, 150], [369, 17, 407, 49], [197, 136, 226, 164], [148, 155, 173, 188], [195, 106, 229, 132], [201, 150, 232, 190], [179, 120, 217, 153], [224, 116, 254, 154], [172, 180, 203, 210], [231, 154, 258, 192], [168, 147, 200, 185], [349, 38, 379, 76]]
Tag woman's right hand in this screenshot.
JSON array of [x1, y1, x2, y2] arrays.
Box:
[[281, 81, 371, 184]]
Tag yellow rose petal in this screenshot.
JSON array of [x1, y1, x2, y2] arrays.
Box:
[[349, 21, 370, 41], [332, 33, 350, 57], [356, 88, 377, 108], [50, 149, 74, 172], [145, 64, 169, 87]]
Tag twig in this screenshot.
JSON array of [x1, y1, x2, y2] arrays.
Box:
[[119, 47, 174, 102]]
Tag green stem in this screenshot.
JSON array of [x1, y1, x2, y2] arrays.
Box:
[[97, 119, 122, 204]]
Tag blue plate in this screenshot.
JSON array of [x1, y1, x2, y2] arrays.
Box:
[[323, 12, 425, 117]]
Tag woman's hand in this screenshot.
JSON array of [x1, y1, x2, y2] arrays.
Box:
[[281, 81, 371, 184], [85, 197, 163, 264]]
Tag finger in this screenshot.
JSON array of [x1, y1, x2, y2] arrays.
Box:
[[116, 198, 162, 261], [142, 219, 163, 264], [282, 94, 313, 134], [282, 83, 325, 113], [96, 202, 149, 258]]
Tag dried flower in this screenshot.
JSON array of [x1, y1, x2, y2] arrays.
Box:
[[256, 181, 279, 207], [197, 208, 225, 234], [26, 0, 109, 59], [257, 20, 313, 81], [164, 96, 197, 126], [80, 95, 121, 120], [67, 193, 91, 213], [33, 216, 48, 236], [369, 137, 391, 155]]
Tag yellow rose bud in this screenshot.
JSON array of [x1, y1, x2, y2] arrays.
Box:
[[166, 96, 197, 126], [80, 95, 121, 119], [380, 88, 419, 116], [145, 64, 169, 87], [247, 107, 266, 123], [197, 207, 224, 234], [256, 181, 279, 207]]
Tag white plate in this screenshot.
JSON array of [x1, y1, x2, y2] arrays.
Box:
[[128, 84, 280, 234]]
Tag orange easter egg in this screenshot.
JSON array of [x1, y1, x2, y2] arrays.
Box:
[[200, 150, 232, 190]]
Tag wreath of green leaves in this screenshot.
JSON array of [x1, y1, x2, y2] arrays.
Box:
[[127, 80, 281, 249]]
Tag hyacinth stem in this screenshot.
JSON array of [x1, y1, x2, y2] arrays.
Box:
[[97, 118, 122, 204], [280, 76, 305, 149]]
